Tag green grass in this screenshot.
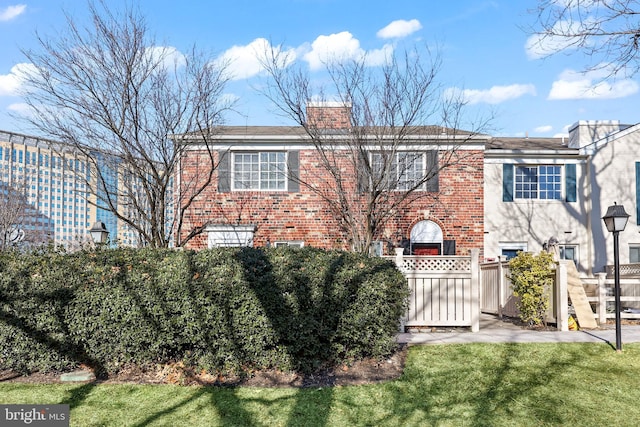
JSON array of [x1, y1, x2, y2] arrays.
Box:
[[2, 343, 640, 426]]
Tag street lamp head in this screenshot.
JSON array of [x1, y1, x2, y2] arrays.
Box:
[[602, 202, 630, 233], [89, 221, 109, 244]]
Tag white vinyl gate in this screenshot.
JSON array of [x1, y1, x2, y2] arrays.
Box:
[[387, 248, 480, 332]]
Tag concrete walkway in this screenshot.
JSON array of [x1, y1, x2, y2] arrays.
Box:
[[397, 314, 640, 346]]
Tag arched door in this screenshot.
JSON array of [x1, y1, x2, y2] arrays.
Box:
[[410, 220, 443, 255]]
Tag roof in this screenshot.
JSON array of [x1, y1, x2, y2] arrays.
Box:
[[180, 125, 487, 142], [487, 137, 569, 151]]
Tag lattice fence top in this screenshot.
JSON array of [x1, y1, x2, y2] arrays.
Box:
[[393, 256, 471, 273], [606, 263, 640, 278]]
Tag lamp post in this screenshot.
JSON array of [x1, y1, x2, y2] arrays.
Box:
[[89, 221, 109, 246], [602, 202, 630, 352]]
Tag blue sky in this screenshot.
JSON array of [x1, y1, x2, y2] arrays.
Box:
[[0, 0, 639, 137]]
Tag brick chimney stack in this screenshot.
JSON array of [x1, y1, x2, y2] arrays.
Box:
[[306, 101, 352, 130]]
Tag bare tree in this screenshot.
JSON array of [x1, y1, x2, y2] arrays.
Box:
[[18, 0, 232, 248], [0, 180, 29, 250], [260, 45, 491, 254], [530, 0, 640, 77]]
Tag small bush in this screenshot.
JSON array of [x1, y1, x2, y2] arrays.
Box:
[[0, 246, 408, 376], [508, 251, 555, 326]]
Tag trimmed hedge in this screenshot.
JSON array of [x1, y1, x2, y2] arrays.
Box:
[[0, 246, 408, 375]]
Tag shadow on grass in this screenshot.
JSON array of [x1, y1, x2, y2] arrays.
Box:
[[369, 343, 596, 426]]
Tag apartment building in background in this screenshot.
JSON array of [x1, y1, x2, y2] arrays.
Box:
[[0, 130, 146, 247]]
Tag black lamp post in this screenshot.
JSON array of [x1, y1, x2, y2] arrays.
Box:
[[602, 202, 630, 352], [89, 221, 109, 246]]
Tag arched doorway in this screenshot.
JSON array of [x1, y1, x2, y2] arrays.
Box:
[[410, 220, 446, 255]]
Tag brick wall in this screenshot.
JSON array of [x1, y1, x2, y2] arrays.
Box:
[[177, 145, 484, 256], [306, 103, 351, 130]]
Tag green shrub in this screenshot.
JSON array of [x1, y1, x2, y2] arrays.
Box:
[[0, 246, 408, 376], [508, 251, 555, 326]]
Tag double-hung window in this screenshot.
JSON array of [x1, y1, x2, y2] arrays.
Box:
[[371, 152, 426, 190], [515, 165, 562, 200], [233, 152, 286, 191], [504, 163, 575, 202]]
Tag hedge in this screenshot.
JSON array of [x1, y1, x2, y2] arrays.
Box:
[[0, 246, 408, 376]]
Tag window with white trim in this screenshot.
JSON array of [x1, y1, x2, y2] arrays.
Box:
[[559, 244, 578, 263], [630, 245, 640, 263], [515, 165, 562, 200], [233, 152, 286, 191], [372, 152, 425, 190]]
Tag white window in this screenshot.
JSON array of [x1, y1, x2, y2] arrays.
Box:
[[233, 152, 286, 191], [559, 245, 578, 263], [372, 152, 424, 190], [499, 242, 527, 260], [515, 165, 562, 200], [630, 245, 640, 263]]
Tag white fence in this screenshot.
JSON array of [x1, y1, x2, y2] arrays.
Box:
[[582, 274, 640, 324], [481, 259, 640, 330], [480, 259, 560, 326], [387, 248, 480, 332]]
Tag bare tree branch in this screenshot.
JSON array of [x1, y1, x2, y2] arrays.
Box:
[[530, 0, 640, 77], [259, 43, 492, 254], [17, 0, 232, 247]]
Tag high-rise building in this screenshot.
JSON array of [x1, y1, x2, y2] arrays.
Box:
[[0, 130, 166, 248]]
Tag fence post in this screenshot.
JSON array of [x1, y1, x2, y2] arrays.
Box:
[[394, 248, 406, 332], [471, 249, 480, 332], [497, 256, 505, 319], [597, 272, 607, 325], [394, 247, 404, 269], [556, 262, 569, 331]]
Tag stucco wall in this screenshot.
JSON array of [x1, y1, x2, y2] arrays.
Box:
[[483, 159, 590, 272]]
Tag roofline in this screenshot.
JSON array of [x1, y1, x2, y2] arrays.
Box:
[[582, 122, 640, 154]]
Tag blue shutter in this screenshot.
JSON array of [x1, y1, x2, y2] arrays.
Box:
[[636, 162, 640, 225], [503, 164, 513, 202], [565, 164, 576, 202]]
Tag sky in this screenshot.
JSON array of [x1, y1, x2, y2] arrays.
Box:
[[0, 0, 639, 138]]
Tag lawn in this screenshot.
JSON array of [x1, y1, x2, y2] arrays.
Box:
[[2, 343, 640, 426]]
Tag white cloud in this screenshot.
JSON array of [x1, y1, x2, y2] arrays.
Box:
[[0, 4, 26, 22], [548, 68, 639, 99], [363, 44, 394, 67], [377, 19, 422, 39], [534, 125, 553, 133], [218, 38, 297, 80], [446, 84, 536, 105], [525, 20, 586, 59], [145, 46, 186, 69], [0, 63, 35, 96], [303, 32, 364, 70], [303, 32, 394, 70], [7, 102, 30, 114]]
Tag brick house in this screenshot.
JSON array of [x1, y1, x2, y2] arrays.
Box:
[[177, 105, 486, 256]]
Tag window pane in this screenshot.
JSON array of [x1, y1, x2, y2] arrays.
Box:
[[630, 247, 640, 263], [515, 165, 562, 200], [233, 152, 286, 190], [397, 152, 423, 190]]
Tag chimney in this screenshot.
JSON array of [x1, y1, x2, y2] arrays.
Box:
[[568, 120, 627, 149], [306, 101, 352, 130]]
